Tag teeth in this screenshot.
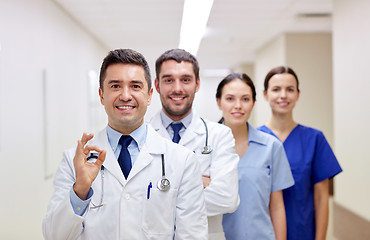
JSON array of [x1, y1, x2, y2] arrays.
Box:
[[172, 97, 183, 101], [117, 106, 133, 109]]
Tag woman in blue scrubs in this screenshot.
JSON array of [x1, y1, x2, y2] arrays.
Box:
[[258, 66, 343, 240], [216, 73, 294, 239]]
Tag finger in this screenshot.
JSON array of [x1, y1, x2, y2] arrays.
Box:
[[95, 150, 106, 167], [81, 132, 94, 146], [74, 140, 86, 165], [84, 145, 104, 154]]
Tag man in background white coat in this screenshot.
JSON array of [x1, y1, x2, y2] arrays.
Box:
[[42, 49, 208, 240], [150, 49, 239, 240]]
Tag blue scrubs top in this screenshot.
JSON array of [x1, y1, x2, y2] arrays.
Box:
[[223, 123, 294, 240], [258, 124, 343, 240]]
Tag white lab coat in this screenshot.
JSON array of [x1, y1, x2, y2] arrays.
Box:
[[42, 125, 208, 240], [150, 111, 240, 240]]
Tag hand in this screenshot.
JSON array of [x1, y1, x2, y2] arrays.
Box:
[[73, 133, 106, 200], [202, 176, 211, 189]]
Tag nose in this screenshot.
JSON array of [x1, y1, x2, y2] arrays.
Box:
[[119, 87, 132, 101], [173, 80, 183, 93], [234, 99, 241, 109], [280, 89, 287, 98]]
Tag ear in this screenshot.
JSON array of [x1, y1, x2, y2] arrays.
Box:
[[195, 78, 200, 92], [154, 78, 160, 93], [216, 98, 222, 110], [263, 90, 268, 101], [99, 88, 104, 105], [147, 88, 154, 105]]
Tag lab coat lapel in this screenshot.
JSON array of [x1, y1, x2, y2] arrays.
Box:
[[149, 112, 172, 141], [126, 125, 164, 182], [93, 128, 126, 186], [180, 112, 205, 146]]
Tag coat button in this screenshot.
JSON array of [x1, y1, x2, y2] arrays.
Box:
[[125, 194, 130, 200]]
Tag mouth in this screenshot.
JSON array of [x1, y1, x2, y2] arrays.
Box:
[[277, 102, 289, 107], [170, 95, 186, 102], [231, 112, 244, 117], [116, 105, 135, 110]]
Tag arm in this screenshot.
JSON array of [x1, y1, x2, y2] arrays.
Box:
[[175, 152, 208, 240], [42, 133, 106, 240], [203, 125, 240, 216], [269, 190, 287, 240], [314, 179, 329, 240]]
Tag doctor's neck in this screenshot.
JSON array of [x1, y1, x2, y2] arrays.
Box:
[[163, 109, 192, 122]]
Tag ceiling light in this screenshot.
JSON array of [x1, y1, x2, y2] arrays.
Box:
[[179, 0, 214, 56]]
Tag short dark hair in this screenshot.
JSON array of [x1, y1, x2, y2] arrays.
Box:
[[99, 49, 151, 92], [155, 49, 199, 80], [216, 72, 256, 101], [264, 66, 299, 92]]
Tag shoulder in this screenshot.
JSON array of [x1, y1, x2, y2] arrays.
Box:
[[250, 124, 282, 147], [203, 118, 232, 134], [147, 125, 195, 155], [295, 124, 327, 142]]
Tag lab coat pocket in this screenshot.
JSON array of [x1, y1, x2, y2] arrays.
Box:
[[196, 153, 212, 176], [142, 188, 178, 237]]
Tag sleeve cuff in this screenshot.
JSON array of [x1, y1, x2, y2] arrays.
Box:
[[70, 187, 93, 216]]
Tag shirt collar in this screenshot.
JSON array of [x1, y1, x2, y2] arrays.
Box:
[[248, 122, 267, 145], [160, 109, 193, 129], [107, 123, 147, 151]]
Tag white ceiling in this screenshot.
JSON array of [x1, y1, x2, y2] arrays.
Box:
[[53, 0, 332, 73]]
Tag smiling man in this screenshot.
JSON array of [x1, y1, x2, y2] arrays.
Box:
[[150, 49, 240, 240], [42, 49, 208, 240]]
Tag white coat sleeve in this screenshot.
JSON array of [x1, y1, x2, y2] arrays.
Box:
[[174, 151, 208, 240], [204, 125, 240, 216], [42, 149, 85, 240]]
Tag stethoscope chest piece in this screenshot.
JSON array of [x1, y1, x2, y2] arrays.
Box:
[[202, 145, 213, 154], [157, 154, 170, 191], [157, 178, 170, 192]]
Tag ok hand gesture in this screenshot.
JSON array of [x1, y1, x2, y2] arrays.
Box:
[[73, 133, 106, 200]]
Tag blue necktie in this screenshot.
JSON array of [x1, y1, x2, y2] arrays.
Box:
[[171, 122, 183, 144], [118, 135, 133, 179]]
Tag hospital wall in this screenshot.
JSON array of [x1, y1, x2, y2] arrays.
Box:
[[0, 0, 107, 239], [331, 0, 370, 238], [252, 0, 370, 238]]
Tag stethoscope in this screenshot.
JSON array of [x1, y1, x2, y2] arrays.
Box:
[[87, 152, 170, 209], [200, 117, 213, 154]]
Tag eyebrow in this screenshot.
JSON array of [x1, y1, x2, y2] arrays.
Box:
[[160, 74, 194, 78], [107, 79, 144, 85]]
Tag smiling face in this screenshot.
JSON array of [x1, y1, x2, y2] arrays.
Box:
[[264, 73, 299, 115], [155, 60, 200, 121], [99, 63, 153, 134], [217, 79, 255, 127]]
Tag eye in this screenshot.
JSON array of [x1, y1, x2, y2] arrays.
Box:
[[226, 96, 233, 101], [243, 97, 250, 102], [111, 84, 120, 89], [163, 78, 172, 83], [182, 78, 190, 83], [132, 84, 141, 89]]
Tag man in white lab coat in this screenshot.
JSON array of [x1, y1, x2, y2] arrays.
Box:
[[42, 49, 208, 240], [150, 49, 239, 240]]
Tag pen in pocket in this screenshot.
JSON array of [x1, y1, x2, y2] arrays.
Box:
[[147, 182, 152, 199]]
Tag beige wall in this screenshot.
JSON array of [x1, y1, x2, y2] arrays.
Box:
[[0, 0, 107, 239], [253, 33, 333, 146], [333, 0, 370, 221]]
